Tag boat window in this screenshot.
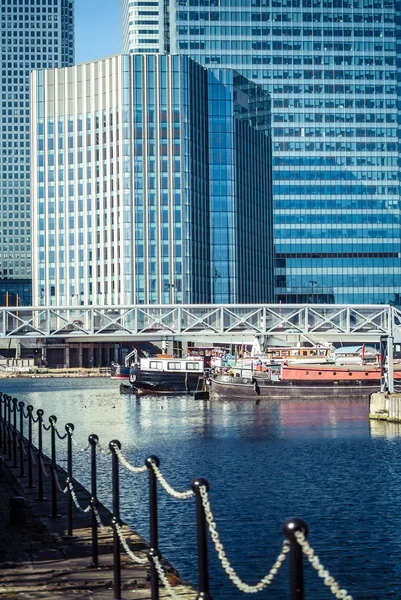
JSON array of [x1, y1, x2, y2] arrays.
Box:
[[150, 361, 163, 371], [186, 362, 200, 370], [167, 362, 181, 370]]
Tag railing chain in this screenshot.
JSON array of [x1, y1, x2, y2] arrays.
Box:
[[110, 443, 147, 473], [151, 554, 184, 600], [64, 478, 92, 513], [54, 426, 68, 440], [199, 485, 290, 593], [29, 445, 37, 465], [40, 455, 51, 477], [93, 504, 113, 533], [295, 531, 353, 600], [150, 459, 194, 499], [114, 521, 149, 564]]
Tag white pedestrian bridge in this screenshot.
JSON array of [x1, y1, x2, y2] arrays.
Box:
[[0, 303, 400, 344]]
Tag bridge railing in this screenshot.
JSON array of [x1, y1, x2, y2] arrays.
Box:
[[0, 303, 400, 341], [0, 390, 353, 599]]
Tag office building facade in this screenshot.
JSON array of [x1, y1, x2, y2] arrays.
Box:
[[121, 0, 401, 305], [31, 54, 273, 306], [121, 0, 162, 54], [0, 0, 74, 305]]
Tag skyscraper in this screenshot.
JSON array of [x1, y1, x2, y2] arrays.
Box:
[[121, 0, 162, 54], [0, 0, 74, 305], [122, 0, 401, 305], [31, 54, 273, 307]]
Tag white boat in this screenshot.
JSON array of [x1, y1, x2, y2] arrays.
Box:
[[120, 355, 206, 395]]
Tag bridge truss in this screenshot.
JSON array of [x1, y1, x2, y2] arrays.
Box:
[[0, 304, 400, 343]]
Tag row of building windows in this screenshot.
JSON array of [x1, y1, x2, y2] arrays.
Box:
[[273, 141, 397, 151], [176, 0, 392, 7]]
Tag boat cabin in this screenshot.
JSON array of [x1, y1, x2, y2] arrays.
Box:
[[140, 357, 205, 373], [328, 346, 379, 365], [264, 346, 331, 363]]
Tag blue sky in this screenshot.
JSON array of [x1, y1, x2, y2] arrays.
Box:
[[75, 0, 121, 64]]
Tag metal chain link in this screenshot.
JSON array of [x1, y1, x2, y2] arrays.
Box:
[[114, 521, 149, 564], [111, 443, 148, 473], [54, 427, 68, 440], [65, 425, 91, 452], [294, 531, 353, 600], [150, 461, 194, 500], [93, 504, 113, 533], [21, 437, 28, 456], [54, 470, 69, 494], [151, 554, 186, 600], [64, 478, 92, 513], [29, 445, 37, 465], [199, 485, 290, 593], [39, 455, 51, 477], [96, 441, 111, 454]]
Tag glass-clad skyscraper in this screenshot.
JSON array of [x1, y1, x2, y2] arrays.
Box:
[[0, 0, 74, 306], [122, 0, 401, 305], [31, 54, 273, 306]]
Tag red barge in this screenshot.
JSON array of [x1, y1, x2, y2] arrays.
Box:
[[211, 363, 401, 399]]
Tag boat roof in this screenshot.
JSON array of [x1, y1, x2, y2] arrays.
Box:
[[332, 345, 378, 354]]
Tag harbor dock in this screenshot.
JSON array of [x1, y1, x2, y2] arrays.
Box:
[[369, 390, 401, 423], [0, 452, 196, 599]]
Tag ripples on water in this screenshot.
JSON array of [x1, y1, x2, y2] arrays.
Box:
[[3, 377, 401, 599]]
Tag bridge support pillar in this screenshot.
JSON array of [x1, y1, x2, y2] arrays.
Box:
[[41, 340, 47, 366], [78, 345, 83, 367], [88, 345, 94, 368], [65, 345, 70, 368]]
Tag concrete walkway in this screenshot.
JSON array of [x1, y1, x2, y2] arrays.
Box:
[[0, 451, 196, 599]]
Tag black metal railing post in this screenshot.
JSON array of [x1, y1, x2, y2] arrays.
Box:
[[146, 455, 160, 600], [0, 393, 5, 452], [12, 397, 18, 466], [110, 440, 122, 600], [7, 395, 12, 459], [191, 478, 213, 600], [49, 415, 60, 518], [18, 401, 25, 478], [0, 392, 3, 449], [27, 405, 35, 488], [89, 433, 99, 567], [36, 409, 45, 501], [283, 518, 309, 600], [65, 423, 74, 536]]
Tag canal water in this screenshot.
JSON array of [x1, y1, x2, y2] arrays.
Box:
[[3, 377, 401, 599]]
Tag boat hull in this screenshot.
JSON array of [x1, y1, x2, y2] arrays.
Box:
[[110, 363, 130, 380], [125, 370, 203, 395], [211, 373, 382, 399]]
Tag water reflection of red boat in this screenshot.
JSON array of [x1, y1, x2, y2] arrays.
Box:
[[279, 401, 368, 429]]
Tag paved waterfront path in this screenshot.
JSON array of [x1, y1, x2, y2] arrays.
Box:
[[0, 454, 196, 599]]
